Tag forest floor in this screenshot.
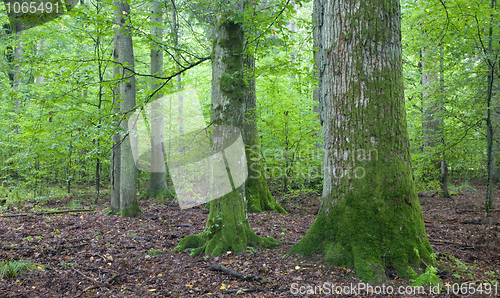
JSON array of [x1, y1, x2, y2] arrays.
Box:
[[1, 181, 500, 297]]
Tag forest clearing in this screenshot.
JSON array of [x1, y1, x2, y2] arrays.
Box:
[[1, 0, 500, 296]]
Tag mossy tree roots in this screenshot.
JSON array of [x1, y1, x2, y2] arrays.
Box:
[[289, 187, 434, 284], [245, 152, 286, 214], [139, 173, 175, 200], [291, 0, 436, 284], [175, 189, 279, 256]]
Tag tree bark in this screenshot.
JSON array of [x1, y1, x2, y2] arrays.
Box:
[[290, 0, 434, 283], [243, 55, 286, 213], [174, 0, 278, 255], [115, 0, 140, 217], [484, 0, 496, 214], [141, 0, 175, 201], [110, 23, 121, 213]]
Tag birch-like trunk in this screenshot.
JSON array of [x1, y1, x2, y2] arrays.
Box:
[[143, 0, 174, 200]]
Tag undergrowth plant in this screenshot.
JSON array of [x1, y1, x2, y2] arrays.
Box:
[[0, 259, 37, 279]]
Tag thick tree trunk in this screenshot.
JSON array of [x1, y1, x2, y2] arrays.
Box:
[[115, 0, 140, 217], [175, 0, 278, 255], [290, 0, 434, 283], [243, 55, 286, 213], [142, 0, 174, 201], [110, 28, 121, 213]]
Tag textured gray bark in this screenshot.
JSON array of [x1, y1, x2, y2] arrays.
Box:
[[144, 0, 174, 200], [115, 0, 140, 217], [291, 0, 434, 283], [110, 26, 121, 213]]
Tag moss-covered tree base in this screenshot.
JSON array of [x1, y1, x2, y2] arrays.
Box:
[[139, 172, 175, 201], [175, 189, 279, 256], [120, 201, 142, 217], [139, 187, 175, 201], [245, 146, 286, 214], [289, 192, 434, 284], [246, 177, 286, 214]]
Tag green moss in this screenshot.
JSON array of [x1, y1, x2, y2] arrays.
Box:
[[139, 187, 175, 201], [120, 201, 142, 217], [175, 189, 279, 256], [245, 145, 286, 214], [289, 48, 433, 284]]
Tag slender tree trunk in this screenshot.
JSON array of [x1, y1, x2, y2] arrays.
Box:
[[243, 55, 286, 213], [172, 0, 184, 136], [110, 9, 122, 213], [485, 0, 496, 214], [115, 0, 140, 217], [438, 47, 450, 197], [141, 0, 175, 201], [13, 23, 22, 111], [493, 87, 500, 181], [175, 0, 278, 256], [290, 0, 434, 283], [422, 47, 448, 196]]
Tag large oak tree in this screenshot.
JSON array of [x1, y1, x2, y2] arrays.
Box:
[[290, 0, 435, 283]]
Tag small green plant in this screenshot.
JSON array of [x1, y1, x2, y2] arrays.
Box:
[[411, 266, 442, 290], [148, 249, 165, 256], [67, 200, 81, 208], [246, 247, 257, 254], [0, 259, 36, 279]]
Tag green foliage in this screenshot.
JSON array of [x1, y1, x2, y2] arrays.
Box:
[[411, 265, 442, 290], [256, 1, 321, 192], [0, 259, 37, 279], [402, 0, 500, 188], [147, 249, 165, 256]]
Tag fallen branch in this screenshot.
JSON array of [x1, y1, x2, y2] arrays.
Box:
[[0, 246, 34, 250], [208, 264, 261, 281], [0, 209, 95, 217], [67, 243, 89, 249]]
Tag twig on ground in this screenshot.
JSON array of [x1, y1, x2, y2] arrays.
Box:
[[208, 263, 261, 281], [0, 246, 34, 250]]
